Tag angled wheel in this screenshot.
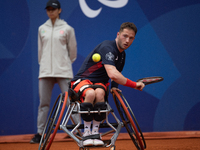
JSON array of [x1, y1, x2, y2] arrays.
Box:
[[112, 90, 146, 150], [38, 92, 68, 150]]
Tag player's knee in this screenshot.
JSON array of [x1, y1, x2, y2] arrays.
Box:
[[93, 102, 107, 121], [80, 102, 94, 121], [95, 88, 105, 102], [85, 89, 95, 103]]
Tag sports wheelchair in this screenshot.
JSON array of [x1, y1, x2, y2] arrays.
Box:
[[38, 76, 163, 150], [38, 90, 145, 150]]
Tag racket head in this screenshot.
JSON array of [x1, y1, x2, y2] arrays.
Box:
[[137, 76, 164, 85]]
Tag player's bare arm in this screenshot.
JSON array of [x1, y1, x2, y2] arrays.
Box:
[[104, 64, 145, 91]]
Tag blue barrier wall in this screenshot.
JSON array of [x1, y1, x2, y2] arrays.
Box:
[[0, 0, 200, 135]]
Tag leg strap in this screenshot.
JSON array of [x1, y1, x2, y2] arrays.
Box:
[[82, 134, 101, 141], [93, 102, 107, 121], [80, 103, 94, 122]]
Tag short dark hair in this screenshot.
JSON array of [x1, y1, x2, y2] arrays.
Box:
[[119, 22, 137, 35]]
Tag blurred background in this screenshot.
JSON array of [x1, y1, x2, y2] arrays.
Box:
[[0, 0, 200, 135]]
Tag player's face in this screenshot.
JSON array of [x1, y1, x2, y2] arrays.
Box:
[[46, 7, 61, 20], [116, 28, 135, 52]]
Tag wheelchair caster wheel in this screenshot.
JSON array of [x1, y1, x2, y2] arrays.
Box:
[[110, 145, 116, 150]]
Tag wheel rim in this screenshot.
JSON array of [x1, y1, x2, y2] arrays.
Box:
[[39, 93, 63, 150], [46, 92, 68, 149], [112, 90, 145, 150]]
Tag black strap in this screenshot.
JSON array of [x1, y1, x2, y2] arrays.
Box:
[[82, 134, 101, 141]]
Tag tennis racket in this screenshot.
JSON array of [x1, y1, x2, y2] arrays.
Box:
[[137, 76, 163, 85]]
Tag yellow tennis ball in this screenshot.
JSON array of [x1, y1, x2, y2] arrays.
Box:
[[92, 53, 101, 62]]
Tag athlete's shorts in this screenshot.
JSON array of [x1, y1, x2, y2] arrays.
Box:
[[69, 79, 109, 103]]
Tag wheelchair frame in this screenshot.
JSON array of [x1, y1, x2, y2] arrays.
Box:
[[38, 90, 146, 150]]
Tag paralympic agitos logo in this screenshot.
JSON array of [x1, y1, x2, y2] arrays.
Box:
[[79, 0, 129, 18]]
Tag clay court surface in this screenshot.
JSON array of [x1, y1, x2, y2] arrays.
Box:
[[1, 131, 200, 150]]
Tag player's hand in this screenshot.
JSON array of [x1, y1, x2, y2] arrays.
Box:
[[134, 82, 145, 91], [110, 87, 122, 93]]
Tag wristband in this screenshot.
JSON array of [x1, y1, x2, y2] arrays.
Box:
[[124, 78, 137, 88]]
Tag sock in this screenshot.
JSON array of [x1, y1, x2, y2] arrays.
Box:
[[83, 121, 91, 136], [92, 120, 100, 134]]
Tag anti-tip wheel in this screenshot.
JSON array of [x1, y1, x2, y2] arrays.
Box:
[[110, 145, 116, 150]]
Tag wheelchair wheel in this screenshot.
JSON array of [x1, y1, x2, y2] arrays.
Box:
[[112, 90, 146, 150], [38, 92, 68, 150], [110, 145, 116, 150]]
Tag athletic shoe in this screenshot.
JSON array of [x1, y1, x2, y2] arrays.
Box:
[[30, 133, 41, 144], [93, 139, 104, 146], [83, 130, 93, 146], [83, 139, 94, 146], [92, 129, 104, 146]]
